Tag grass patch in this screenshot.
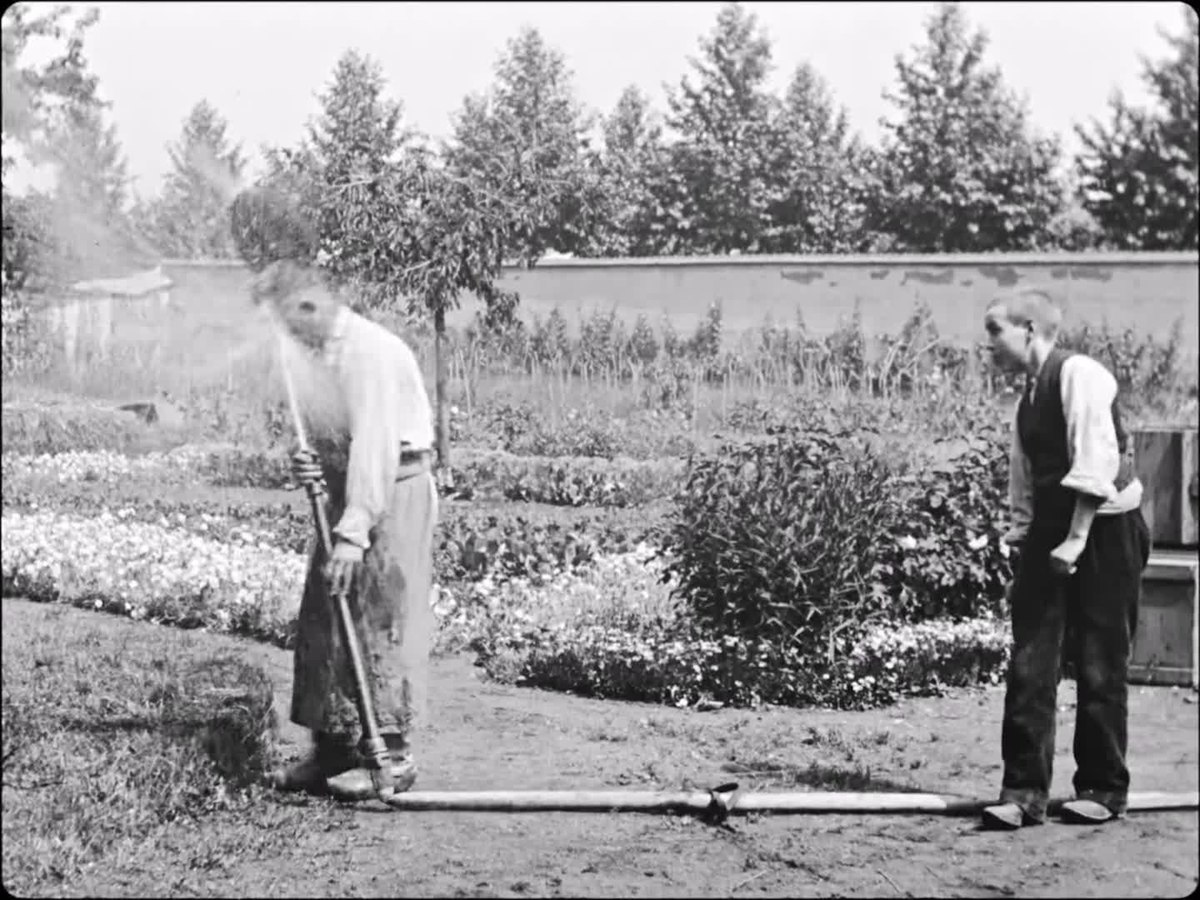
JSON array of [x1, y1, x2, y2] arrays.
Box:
[[0, 597, 349, 897]]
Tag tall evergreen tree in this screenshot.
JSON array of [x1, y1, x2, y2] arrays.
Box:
[[661, 1, 780, 254], [148, 99, 247, 258], [863, 2, 1064, 252], [444, 26, 602, 263]]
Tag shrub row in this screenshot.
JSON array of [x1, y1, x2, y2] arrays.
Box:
[[2, 510, 1014, 711], [463, 546, 1012, 710], [3, 477, 668, 586], [3, 444, 685, 508], [503, 618, 1010, 711]]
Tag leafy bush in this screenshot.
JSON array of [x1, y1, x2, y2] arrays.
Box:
[[652, 417, 1019, 708], [877, 420, 1015, 621], [664, 425, 901, 652]]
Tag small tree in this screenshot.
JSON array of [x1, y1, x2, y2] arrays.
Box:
[[237, 49, 532, 467], [235, 147, 522, 470], [380, 150, 521, 468]]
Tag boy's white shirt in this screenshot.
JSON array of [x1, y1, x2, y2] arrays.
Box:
[[1005, 353, 1144, 547], [321, 305, 434, 550]]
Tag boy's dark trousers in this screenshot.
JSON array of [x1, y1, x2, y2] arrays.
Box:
[[999, 507, 1151, 821]]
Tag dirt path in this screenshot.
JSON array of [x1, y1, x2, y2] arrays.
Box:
[[21, 601, 1199, 899]]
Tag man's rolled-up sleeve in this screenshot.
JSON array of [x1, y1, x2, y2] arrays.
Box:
[[1059, 355, 1120, 502]]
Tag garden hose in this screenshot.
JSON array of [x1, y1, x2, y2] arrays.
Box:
[[277, 331, 396, 800], [374, 787, 1198, 818]]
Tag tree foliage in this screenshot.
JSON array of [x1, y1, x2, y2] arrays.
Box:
[[1075, 8, 1198, 250], [862, 2, 1065, 252], [141, 100, 247, 258], [762, 63, 869, 253], [3, 3, 151, 290], [1, 3, 101, 168], [444, 26, 605, 264], [583, 85, 669, 257], [659, 1, 780, 254]]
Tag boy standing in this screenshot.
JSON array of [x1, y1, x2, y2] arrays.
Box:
[[982, 287, 1150, 829]]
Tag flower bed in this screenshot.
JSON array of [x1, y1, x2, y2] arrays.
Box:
[[1, 447, 208, 485], [1, 510, 305, 647]]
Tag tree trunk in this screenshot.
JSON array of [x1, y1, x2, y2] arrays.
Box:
[[434, 305, 451, 473]]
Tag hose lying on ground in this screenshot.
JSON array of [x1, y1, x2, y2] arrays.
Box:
[[372, 787, 1199, 818]]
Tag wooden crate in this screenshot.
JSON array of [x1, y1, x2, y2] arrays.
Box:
[[1129, 550, 1199, 688], [1132, 427, 1198, 548]]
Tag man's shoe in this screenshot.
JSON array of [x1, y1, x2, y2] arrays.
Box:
[[265, 754, 328, 794], [981, 802, 1038, 830], [266, 743, 360, 794], [325, 757, 418, 802], [1059, 799, 1121, 824]]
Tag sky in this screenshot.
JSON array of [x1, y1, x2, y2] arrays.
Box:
[[5, 0, 1193, 199]]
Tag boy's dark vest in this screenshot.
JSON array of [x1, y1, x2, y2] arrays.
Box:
[[1017, 348, 1136, 532]]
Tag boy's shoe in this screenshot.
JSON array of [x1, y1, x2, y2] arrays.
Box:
[[1059, 799, 1122, 824], [980, 802, 1042, 830], [325, 755, 418, 802]]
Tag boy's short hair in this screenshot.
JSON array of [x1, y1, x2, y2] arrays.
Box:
[[986, 287, 1065, 339]]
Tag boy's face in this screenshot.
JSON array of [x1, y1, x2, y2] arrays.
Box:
[[984, 304, 1031, 372]]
